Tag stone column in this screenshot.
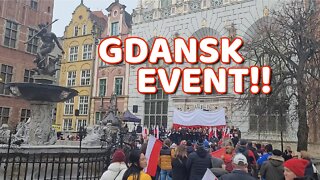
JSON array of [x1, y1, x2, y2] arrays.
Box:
[[28, 101, 54, 145]]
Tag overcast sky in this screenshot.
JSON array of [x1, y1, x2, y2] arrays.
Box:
[[52, 0, 138, 37]]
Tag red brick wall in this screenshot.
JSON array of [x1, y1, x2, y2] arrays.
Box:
[[0, 0, 54, 129]]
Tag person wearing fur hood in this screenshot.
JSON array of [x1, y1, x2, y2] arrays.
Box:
[[260, 149, 285, 180]]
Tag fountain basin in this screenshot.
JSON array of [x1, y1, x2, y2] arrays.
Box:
[[5, 83, 78, 102]]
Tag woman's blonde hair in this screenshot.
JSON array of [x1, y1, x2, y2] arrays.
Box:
[[225, 145, 234, 154], [175, 145, 187, 158]]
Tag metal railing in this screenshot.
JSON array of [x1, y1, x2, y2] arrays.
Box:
[[0, 152, 108, 180]]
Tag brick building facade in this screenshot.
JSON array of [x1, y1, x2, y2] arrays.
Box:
[[0, 0, 54, 129]]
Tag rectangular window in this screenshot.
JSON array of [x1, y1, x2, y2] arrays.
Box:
[[144, 79, 168, 128], [64, 98, 74, 115], [111, 22, 119, 36], [79, 96, 89, 115], [82, 44, 92, 60], [80, 70, 90, 86], [69, 46, 78, 62], [27, 28, 39, 54], [83, 24, 87, 35], [0, 64, 13, 95], [74, 26, 79, 36], [20, 109, 31, 122], [76, 119, 87, 131], [67, 71, 76, 86], [4, 20, 18, 48], [0, 107, 10, 125], [24, 69, 34, 83], [114, 77, 123, 96], [63, 119, 72, 131], [95, 112, 104, 125], [99, 79, 107, 97], [31, 0, 38, 10]]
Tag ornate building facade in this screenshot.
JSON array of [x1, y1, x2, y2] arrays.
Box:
[[0, 0, 54, 129], [128, 0, 300, 142], [55, 2, 107, 132], [91, 0, 132, 125]]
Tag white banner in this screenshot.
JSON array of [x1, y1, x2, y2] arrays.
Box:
[[202, 169, 218, 180], [173, 108, 226, 127]]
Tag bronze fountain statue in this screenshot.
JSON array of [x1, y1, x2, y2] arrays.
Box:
[[24, 19, 64, 76]]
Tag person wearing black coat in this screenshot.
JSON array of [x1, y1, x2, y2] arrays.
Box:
[[171, 145, 188, 180], [171, 157, 188, 180], [186, 143, 212, 180]]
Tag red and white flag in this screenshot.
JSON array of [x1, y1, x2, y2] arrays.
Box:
[[202, 168, 218, 180], [145, 135, 162, 177], [223, 127, 230, 138], [214, 127, 217, 138], [208, 128, 213, 140], [155, 125, 159, 139], [142, 127, 149, 139]]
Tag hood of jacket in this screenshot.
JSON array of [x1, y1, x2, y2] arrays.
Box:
[[108, 162, 127, 173], [269, 159, 283, 167], [196, 146, 208, 158], [237, 146, 247, 153]]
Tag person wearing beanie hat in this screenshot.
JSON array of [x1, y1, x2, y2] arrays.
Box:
[[186, 139, 212, 180], [260, 149, 285, 180], [112, 149, 126, 163], [100, 149, 127, 180], [283, 158, 309, 180]]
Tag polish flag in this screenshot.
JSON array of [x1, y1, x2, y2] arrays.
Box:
[[202, 168, 218, 180], [214, 127, 217, 138], [142, 127, 149, 139], [145, 135, 162, 177], [155, 125, 159, 139], [208, 128, 213, 140], [223, 127, 230, 138]]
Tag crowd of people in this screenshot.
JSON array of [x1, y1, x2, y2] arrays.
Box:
[[100, 127, 319, 180]]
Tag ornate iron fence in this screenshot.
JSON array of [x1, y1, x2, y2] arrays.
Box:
[[0, 152, 109, 180]]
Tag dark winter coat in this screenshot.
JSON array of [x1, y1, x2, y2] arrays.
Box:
[[186, 147, 212, 180], [237, 146, 257, 173], [219, 170, 256, 180], [171, 157, 188, 180], [187, 146, 194, 155], [210, 168, 228, 178], [260, 158, 284, 180]]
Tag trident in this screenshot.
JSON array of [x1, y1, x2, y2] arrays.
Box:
[[24, 19, 59, 44]]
